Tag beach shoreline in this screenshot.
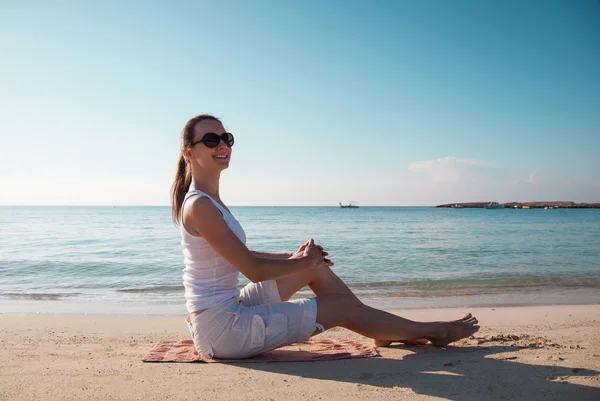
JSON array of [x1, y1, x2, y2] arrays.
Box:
[[436, 201, 600, 208], [2, 285, 599, 317], [1, 304, 599, 400]]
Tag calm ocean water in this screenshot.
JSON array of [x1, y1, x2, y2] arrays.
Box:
[[1, 206, 600, 315]]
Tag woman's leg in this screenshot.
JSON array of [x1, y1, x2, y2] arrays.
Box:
[[276, 268, 479, 346], [276, 266, 359, 302], [314, 293, 479, 346]]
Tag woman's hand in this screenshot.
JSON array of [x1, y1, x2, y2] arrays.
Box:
[[293, 239, 332, 264], [293, 239, 329, 258], [301, 239, 334, 270], [293, 239, 310, 257]]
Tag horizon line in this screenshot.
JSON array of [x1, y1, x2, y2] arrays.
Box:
[[0, 204, 437, 208]]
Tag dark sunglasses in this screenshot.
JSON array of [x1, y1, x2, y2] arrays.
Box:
[[191, 132, 234, 149]]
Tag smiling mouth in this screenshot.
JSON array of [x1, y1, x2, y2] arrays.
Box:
[[213, 154, 229, 160]]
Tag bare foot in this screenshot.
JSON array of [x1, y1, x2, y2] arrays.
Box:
[[374, 338, 430, 347], [374, 314, 479, 348], [428, 313, 480, 347], [404, 339, 430, 345]]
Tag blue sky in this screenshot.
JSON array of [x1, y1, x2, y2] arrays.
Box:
[[1, 0, 599, 206]]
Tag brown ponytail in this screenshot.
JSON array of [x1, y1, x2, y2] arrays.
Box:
[[170, 114, 221, 224]]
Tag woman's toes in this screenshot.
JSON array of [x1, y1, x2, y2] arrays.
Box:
[[374, 339, 393, 347], [458, 313, 472, 321]]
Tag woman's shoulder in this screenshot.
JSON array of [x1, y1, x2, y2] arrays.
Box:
[[182, 195, 226, 237], [185, 195, 221, 218]]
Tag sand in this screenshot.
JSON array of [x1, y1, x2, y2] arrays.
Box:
[[1, 305, 599, 401]]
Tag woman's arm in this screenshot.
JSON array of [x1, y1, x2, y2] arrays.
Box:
[[250, 251, 293, 260], [184, 197, 331, 282], [251, 241, 328, 261]]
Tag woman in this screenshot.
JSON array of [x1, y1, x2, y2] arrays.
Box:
[[172, 114, 479, 359]]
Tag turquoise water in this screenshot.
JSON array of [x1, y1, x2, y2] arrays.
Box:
[[1, 206, 599, 315]]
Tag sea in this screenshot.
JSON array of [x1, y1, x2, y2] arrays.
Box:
[[1, 206, 600, 316]]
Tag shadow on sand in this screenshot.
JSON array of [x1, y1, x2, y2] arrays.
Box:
[[229, 345, 600, 400]]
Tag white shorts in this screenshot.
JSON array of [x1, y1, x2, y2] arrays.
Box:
[[186, 280, 323, 359]]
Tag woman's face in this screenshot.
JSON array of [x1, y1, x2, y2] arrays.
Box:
[[187, 119, 232, 171]]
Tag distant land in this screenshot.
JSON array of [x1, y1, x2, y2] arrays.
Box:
[[436, 201, 600, 209]]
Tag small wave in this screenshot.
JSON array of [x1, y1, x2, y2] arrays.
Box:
[[117, 285, 183, 293], [357, 288, 525, 298], [348, 275, 600, 293], [1, 292, 81, 301]]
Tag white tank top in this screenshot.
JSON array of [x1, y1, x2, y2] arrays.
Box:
[[180, 190, 246, 313]]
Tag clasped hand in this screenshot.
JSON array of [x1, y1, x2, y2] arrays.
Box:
[[292, 238, 334, 270]]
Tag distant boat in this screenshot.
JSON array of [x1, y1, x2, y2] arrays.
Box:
[[484, 202, 505, 209], [522, 205, 530, 209], [339, 201, 359, 208]]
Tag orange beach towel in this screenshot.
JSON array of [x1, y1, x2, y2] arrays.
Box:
[[143, 338, 379, 363]]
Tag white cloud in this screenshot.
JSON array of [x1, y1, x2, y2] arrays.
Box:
[[528, 172, 537, 185], [408, 157, 493, 182]]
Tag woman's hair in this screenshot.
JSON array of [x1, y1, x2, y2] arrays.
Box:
[[170, 114, 221, 224]]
